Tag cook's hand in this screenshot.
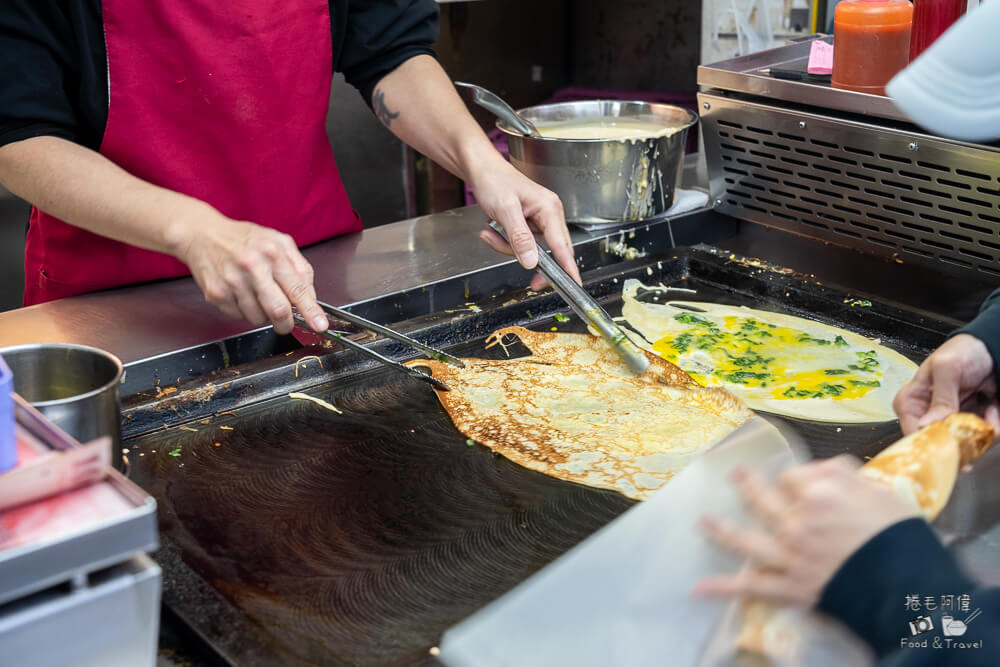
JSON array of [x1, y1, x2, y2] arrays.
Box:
[[469, 157, 581, 292], [173, 215, 328, 335], [692, 456, 917, 607], [893, 333, 999, 435]]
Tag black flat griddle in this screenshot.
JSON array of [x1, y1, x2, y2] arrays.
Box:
[[125, 246, 955, 666]]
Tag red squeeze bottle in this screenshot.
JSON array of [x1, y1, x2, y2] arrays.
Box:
[[909, 0, 966, 61], [832, 0, 914, 96]]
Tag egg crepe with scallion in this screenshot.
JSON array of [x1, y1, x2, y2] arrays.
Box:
[[406, 326, 753, 500], [621, 280, 918, 423]]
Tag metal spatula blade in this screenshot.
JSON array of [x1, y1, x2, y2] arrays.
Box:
[[487, 220, 650, 374]]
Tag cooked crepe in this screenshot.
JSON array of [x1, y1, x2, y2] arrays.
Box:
[[406, 326, 753, 500], [621, 280, 918, 422], [860, 412, 995, 519], [736, 413, 996, 662]]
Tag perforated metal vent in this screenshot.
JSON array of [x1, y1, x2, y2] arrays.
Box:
[[699, 92, 1000, 279]]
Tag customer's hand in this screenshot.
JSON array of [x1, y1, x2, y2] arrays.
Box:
[[470, 157, 581, 292], [693, 456, 918, 607], [172, 214, 328, 335], [893, 334, 998, 435]]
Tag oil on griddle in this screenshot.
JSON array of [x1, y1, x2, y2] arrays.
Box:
[[125, 247, 948, 666], [129, 344, 635, 666]]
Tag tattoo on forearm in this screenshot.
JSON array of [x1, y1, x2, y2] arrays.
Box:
[[373, 88, 400, 128]]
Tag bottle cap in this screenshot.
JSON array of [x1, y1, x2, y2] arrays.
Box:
[[836, 0, 913, 27]]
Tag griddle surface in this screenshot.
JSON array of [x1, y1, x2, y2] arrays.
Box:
[[130, 355, 632, 665], [127, 246, 954, 665]]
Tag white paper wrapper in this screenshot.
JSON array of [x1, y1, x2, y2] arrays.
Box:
[[439, 417, 802, 667], [703, 601, 873, 667]]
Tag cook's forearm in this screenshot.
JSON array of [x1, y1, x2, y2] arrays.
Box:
[[0, 136, 209, 257], [371, 54, 579, 287], [371, 54, 502, 184]]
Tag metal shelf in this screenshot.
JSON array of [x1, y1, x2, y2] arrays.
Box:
[[698, 35, 911, 123]]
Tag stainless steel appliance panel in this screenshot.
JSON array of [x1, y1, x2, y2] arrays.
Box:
[[0, 555, 161, 667], [699, 91, 1000, 281]]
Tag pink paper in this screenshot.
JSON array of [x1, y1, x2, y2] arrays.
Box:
[[808, 40, 834, 75], [0, 482, 132, 550]]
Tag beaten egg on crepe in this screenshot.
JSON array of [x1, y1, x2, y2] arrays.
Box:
[[620, 280, 918, 423], [406, 326, 752, 500]]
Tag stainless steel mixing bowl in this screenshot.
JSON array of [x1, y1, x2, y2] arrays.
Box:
[[0, 343, 124, 468], [498, 100, 698, 224]]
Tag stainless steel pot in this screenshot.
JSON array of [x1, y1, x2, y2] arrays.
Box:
[[0, 343, 124, 469], [498, 100, 698, 224]]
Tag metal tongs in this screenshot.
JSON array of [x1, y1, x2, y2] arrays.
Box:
[[487, 220, 650, 374], [292, 301, 464, 391]]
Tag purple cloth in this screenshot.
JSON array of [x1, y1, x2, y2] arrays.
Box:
[[0, 355, 14, 473]]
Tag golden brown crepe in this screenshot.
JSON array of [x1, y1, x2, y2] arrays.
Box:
[[736, 413, 996, 662], [860, 412, 995, 519], [407, 326, 753, 500]]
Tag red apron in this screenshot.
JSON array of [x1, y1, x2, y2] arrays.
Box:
[[23, 0, 361, 305]]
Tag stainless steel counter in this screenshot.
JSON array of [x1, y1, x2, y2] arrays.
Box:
[[0, 157, 711, 365], [0, 206, 490, 363]]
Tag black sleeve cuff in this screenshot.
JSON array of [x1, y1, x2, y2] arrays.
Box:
[[818, 518, 974, 657], [350, 46, 438, 107], [0, 122, 76, 149], [953, 293, 1000, 376], [338, 0, 440, 107]]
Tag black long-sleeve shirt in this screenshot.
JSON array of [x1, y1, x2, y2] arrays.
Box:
[[955, 289, 1000, 374], [0, 0, 439, 150], [819, 518, 1000, 666]]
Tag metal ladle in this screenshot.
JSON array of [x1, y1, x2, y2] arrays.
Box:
[[454, 82, 541, 137]]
